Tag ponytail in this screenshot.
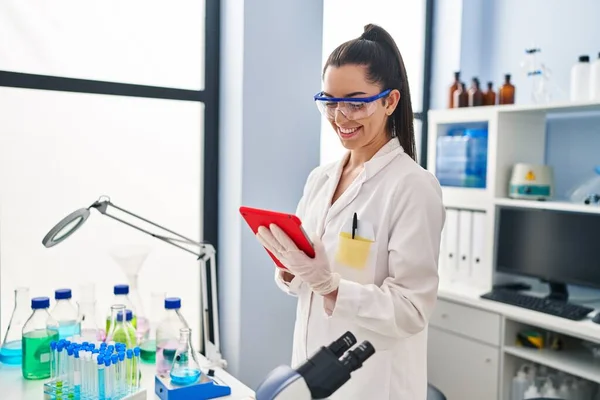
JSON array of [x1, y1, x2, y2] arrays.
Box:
[[324, 24, 417, 161]]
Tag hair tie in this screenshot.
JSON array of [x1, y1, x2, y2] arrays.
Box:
[[360, 30, 379, 42]]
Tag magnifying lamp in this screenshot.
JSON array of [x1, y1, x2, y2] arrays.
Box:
[[41, 195, 225, 368]]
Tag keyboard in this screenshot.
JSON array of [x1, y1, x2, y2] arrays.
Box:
[[480, 290, 594, 321]]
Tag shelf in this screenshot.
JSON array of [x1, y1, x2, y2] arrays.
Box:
[[494, 198, 600, 215], [504, 346, 600, 384], [442, 187, 490, 210]]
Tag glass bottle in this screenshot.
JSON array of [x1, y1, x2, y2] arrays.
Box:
[[105, 305, 137, 348], [156, 297, 189, 375], [106, 284, 137, 333], [468, 77, 484, 107], [499, 74, 516, 104], [448, 71, 461, 108], [453, 82, 468, 108], [22, 297, 60, 380], [0, 287, 30, 365], [170, 328, 202, 386], [484, 82, 496, 106], [51, 288, 81, 340], [140, 291, 166, 363], [77, 282, 105, 342]]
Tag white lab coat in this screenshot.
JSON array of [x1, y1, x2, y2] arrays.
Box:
[[274, 138, 445, 400]]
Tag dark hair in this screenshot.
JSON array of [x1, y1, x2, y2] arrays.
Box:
[[323, 24, 417, 161]]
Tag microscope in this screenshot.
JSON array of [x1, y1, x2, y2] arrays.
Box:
[[255, 332, 375, 400]]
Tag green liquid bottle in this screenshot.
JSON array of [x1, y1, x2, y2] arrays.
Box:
[[105, 306, 137, 348], [22, 297, 59, 380]]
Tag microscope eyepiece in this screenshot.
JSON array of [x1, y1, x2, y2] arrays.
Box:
[[340, 341, 375, 372], [327, 331, 357, 358]]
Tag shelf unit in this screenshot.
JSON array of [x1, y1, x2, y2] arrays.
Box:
[[427, 101, 600, 400]]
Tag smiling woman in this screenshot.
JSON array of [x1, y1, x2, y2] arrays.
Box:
[[258, 23, 446, 400]]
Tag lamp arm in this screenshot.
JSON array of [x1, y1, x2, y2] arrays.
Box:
[[90, 199, 214, 259]]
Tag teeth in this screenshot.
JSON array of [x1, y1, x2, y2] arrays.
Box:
[[339, 127, 359, 134]]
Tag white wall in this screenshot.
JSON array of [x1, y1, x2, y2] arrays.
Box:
[[219, 0, 324, 389], [320, 0, 427, 165], [0, 0, 205, 89]]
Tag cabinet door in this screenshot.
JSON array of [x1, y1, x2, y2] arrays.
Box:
[[428, 327, 499, 400]]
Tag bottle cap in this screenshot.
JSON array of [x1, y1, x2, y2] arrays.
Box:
[[54, 288, 72, 300], [165, 297, 182, 310], [104, 358, 111, 367], [134, 347, 140, 356], [100, 342, 107, 348], [50, 341, 57, 350], [116, 309, 133, 322], [92, 349, 100, 354], [579, 55, 590, 63], [118, 352, 125, 361], [31, 297, 50, 309], [114, 284, 129, 295], [97, 356, 104, 365], [111, 354, 118, 363], [126, 349, 133, 358], [74, 351, 80, 359]]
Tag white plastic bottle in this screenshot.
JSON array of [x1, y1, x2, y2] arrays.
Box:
[[557, 380, 571, 400], [571, 55, 591, 102], [590, 52, 600, 101], [541, 379, 560, 399], [523, 383, 540, 399], [511, 369, 529, 400]]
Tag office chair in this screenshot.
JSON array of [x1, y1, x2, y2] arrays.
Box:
[[427, 383, 446, 400]]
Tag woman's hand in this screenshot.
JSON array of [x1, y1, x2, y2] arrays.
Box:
[[256, 224, 340, 296]]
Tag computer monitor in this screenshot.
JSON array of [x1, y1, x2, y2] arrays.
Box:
[[495, 207, 600, 301]]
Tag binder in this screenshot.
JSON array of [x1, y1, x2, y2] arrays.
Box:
[[444, 209, 460, 281], [471, 211, 486, 286], [458, 210, 473, 280]]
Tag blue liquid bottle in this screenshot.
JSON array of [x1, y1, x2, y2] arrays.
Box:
[[51, 289, 81, 340]]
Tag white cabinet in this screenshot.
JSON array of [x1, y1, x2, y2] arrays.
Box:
[[428, 326, 499, 400]]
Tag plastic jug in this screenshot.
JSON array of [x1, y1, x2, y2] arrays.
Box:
[[570, 55, 591, 102], [590, 52, 600, 101], [511, 368, 529, 400]]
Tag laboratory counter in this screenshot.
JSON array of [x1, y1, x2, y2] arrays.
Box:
[[0, 354, 256, 400]]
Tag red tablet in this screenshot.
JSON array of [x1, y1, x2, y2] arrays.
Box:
[[239, 206, 315, 269]]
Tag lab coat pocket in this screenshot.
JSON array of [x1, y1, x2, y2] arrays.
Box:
[[335, 232, 374, 270]]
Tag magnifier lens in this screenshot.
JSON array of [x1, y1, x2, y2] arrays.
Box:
[[53, 216, 83, 241]]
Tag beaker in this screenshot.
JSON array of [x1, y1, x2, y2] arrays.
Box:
[[105, 305, 137, 348], [0, 287, 30, 365], [109, 245, 152, 337], [140, 291, 166, 363], [170, 328, 202, 386], [77, 282, 105, 342]]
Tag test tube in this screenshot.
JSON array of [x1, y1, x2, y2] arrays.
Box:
[[66, 345, 74, 389], [118, 352, 126, 395], [126, 349, 134, 394], [133, 347, 141, 390], [56, 342, 65, 389], [111, 354, 119, 398], [74, 350, 82, 399], [50, 341, 57, 381], [106, 357, 114, 400], [97, 356, 105, 400]]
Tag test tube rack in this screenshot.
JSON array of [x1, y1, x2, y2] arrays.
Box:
[[43, 380, 147, 400]]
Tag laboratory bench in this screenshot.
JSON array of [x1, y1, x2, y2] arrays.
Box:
[[0, 354, 256, 400], [428, 283, 600, 400]]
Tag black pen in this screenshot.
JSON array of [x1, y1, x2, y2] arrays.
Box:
[[352, 212, 358, 239]]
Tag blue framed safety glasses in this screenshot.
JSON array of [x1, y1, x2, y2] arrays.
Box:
[[313, 89, 391, 121]]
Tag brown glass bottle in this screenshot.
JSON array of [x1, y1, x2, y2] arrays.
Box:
[[453, 82, 468, 108], [448, 71, 461, 108], [484, 82, 496, 106], [499, 74, 515, 105], [468, 78, 484, 106]]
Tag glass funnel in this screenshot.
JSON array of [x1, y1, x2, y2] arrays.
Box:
[[0, 287, 30, 365], [140, 291, 166, 363], [105, 305, 137, 348], [77, 282, 105, 342], [109, 245, 151, 339], [170, 328, 202, 386]]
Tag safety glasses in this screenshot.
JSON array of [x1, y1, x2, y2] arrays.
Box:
[[313, 89, 391, 121]]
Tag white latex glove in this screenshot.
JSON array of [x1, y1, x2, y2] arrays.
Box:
[[256, 224, 340, 296]]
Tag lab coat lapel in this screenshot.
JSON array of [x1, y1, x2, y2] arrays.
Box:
[[324, 139, 403, 227]]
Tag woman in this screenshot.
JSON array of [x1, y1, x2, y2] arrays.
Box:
[[257, 23, 445, 399]]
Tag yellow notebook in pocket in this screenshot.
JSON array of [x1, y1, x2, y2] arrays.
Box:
[[335, 232, 373, 270]]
